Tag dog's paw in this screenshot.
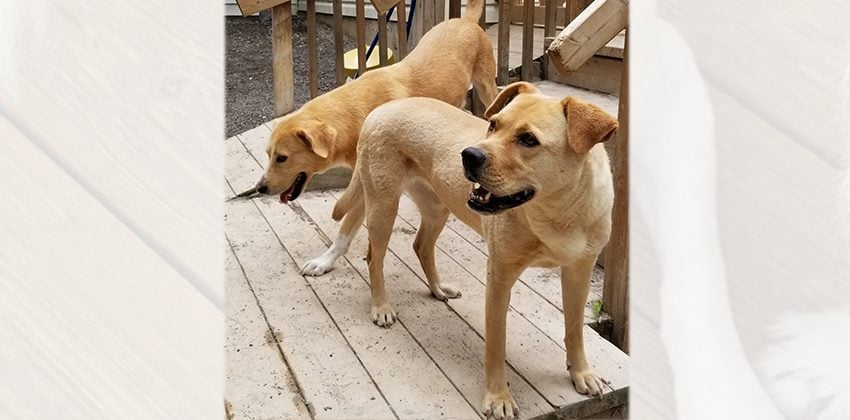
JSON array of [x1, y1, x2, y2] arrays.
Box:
[[481, 391, 519, 420], [301, 256, 335, 276], [569, 368, 608, 398], [370, 303, 397, 327], [431, 284, 463, 301]]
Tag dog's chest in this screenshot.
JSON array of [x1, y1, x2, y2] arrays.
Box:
[[530, 228, 589, 267]]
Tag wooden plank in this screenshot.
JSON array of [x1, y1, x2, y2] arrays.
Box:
[[225, 199, 396, 419], [255, 197, 483, 418], [356, 0, 367, 76], [522, 0, 535, 81], [449, 0, 462, 19], [321, 191, 628, 412], [378, 12, 389, 67], [225, 245, 311, 420], [547, 0, 628, 76], [603, 31, 628, 352], [295, 192, 554, 418], [395, 0, 408, 59], [236, 0, 288, 16], [497, 0, 512, 84], [307, 0, 319, 98], [333, 0, 346, 86], [272, 2, 295, 115], [436, 0, 447, 24]]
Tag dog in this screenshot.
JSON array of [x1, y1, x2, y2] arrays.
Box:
[[253, 0, 498, 278], [335, 82, 619, 419]]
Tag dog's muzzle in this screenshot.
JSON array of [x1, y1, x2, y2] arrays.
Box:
[[461, 147, 487, 182]]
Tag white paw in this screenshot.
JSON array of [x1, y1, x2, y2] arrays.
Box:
[[481, 391, 519, 420], [301, 255, 335, 276], [570, 368, 608, 398], [370, 303, 397, 328]]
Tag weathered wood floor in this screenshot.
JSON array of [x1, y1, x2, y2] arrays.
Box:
[[224, 93, 627, 419]]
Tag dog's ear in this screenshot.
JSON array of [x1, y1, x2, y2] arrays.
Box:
[[484, 82, 540, 118], [295, 121, 336, 159], [561, 97, 618, 154]]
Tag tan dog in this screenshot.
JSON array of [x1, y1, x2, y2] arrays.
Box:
[[336, 82, 618, 419], [254, 1, 498, 277]]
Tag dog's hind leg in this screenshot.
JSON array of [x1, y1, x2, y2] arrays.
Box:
[[408, 182, 461, 301], [301, 198, 364, 276]]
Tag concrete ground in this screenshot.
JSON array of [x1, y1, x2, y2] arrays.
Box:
[[225, 13, 355, 138]]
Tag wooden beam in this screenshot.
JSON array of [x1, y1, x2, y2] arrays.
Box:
[[356, 0, 367, 75], [547, 0, 627, 76], [272, 2, 295, 115], [521, 0, 535, 81], [236, 0, 288, 16], [333, 0, 346, 85], [378, 12, 389, 67], [307, 0, 319, 98], [603, 30, 628, 352], [396, 0, 408, 59], [497, 0, 511, 85]]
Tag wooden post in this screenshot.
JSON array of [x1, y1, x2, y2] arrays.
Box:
[[307, 0, 319, 98], [603, 30, 628, 352], [497, 0, 511, 85], [396, 0, 408, 59], [542, 0, 557, 79], [333, 0, 346, 85], [435, 0, 446, 24], [272, 1, 295, 115], [449, 0, 461, 19], [356, 0, 367, 75], [521, 0, 535, 81], [378, 12, 389, 67]]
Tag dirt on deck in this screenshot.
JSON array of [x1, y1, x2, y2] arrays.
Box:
[[225, 13, 356, 138]]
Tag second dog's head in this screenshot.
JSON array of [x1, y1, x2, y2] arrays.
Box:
[[462, 82, 618, 214], [255, 115, 337, 203]]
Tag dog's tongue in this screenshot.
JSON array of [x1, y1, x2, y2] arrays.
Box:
[[279, 185, 295, 204]]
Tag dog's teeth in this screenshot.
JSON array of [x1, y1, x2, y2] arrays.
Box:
[[484, 192, 492, 201], [474, 183, 481, 190]]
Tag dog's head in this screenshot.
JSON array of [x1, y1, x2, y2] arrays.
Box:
[[255, 114, 337, 203], [462, 82, 618, 214]]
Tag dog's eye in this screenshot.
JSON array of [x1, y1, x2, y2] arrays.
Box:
[[517, 133, 539, 148], [276, 155, 287, 163], [488, 120, 496, 133]]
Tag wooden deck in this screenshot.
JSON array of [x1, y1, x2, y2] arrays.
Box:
[[224, 86, 627, 419]]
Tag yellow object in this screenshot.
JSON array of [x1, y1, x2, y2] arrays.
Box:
[[343, 47, 395, 79]]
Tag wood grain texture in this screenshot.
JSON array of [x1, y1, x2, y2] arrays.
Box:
[[333, 0, 346, 85], [547, 0, 627, 76], [307, 0, 319, 98], [273, 2, 296, 114], [0, 1, 223, 416], [603, 31, 628, 352], [236, 0, 289, 15], [522, 0, 535, 81]]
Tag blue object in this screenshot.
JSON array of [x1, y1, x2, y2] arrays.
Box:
[[356, 0, 416, 78]]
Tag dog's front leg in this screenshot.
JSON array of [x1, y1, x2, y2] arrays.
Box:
[[301, 199, 364, 276], [482, 259, 523, 420], [561, 255, 607, 397]]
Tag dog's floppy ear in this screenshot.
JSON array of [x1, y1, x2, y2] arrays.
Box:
[[561, 97, 618, 154], [484, 81, 540, 118], [295, 120, 336, 159]]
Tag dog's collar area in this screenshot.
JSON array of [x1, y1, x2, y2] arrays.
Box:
[[467, 183, 535, 214], [280, 172, 308, 204]]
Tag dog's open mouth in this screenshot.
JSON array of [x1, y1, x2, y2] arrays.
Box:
[[280, 172, 307, 204], [467, 182, 535, 214]]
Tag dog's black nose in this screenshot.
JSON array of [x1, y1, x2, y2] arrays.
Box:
[[461, 147, 487, 175]]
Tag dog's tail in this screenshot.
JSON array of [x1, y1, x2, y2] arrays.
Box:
[[332, 171, 364, 221], [462, 0, 485, 22]]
